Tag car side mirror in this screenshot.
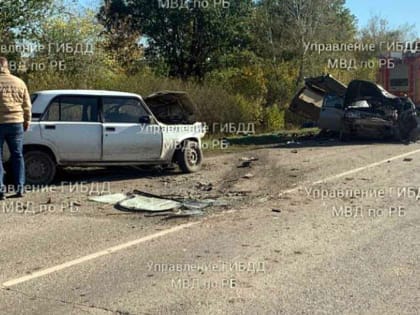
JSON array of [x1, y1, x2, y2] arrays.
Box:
[[138, 115, 151, 124]]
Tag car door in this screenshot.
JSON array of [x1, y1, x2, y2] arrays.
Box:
[[318, 94, 344, 132], [101, 96, 162, 161], [40, 95, 102, 161]]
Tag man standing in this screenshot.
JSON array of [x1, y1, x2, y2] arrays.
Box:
[[0, 57, 31, 199]]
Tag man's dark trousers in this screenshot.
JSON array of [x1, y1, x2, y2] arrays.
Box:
[[0, 123, 25, 195]]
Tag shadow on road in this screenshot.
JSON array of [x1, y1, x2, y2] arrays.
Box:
[[53, 166, 180, 186], [226, 130, 413, 149]]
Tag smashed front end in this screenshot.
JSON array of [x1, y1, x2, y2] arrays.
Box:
[[342, 80, 418, 140]]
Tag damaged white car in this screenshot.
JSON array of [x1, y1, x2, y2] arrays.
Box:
[[4, 90, 206, 185]]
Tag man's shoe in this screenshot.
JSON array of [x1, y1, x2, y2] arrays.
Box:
[[9, 192, 23, 198]]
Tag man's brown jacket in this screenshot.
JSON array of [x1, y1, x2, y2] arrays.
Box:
[[0, 68, 31, 124]]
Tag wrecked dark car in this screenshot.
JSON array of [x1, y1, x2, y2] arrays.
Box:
[[290, 75, 419, 141], [339, 80, 418, 141], [289, 74, 347, 123]]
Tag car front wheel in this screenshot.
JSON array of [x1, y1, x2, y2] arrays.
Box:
[[24, 150, 56, 185], [176, 140, 203, 173]]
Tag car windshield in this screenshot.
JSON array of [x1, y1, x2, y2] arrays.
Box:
[[31, 94, 38, 103]]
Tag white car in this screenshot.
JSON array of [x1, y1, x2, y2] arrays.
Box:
[[5, 90, 206, 185]]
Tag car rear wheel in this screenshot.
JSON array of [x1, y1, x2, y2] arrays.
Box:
[[339, 127, 350, 142], [24, 150, 56, 185], [176, 140, 203, 173]]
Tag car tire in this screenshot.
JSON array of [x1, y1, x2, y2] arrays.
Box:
[[176, 140, 203, 173], [24, 150, 56, 185], [408, 127, 420, 142], [339, 128, 350, 142]]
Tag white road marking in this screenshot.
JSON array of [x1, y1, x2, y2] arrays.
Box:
[[280, 147, 420, 195], [3, 147, 420, 288], [2, 221, 199, 288], [311, 148, 420, 184]]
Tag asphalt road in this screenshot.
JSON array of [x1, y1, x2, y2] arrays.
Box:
[[0, 140, 419, 315]]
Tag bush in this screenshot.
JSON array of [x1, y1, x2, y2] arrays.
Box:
[[262, 105, 285, 131], [205, 65, 268, 102], [27, 68, 263, 134]]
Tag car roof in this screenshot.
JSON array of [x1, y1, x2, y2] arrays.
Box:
[[31, 90, 143, 115], [34, 89, 141, 98]]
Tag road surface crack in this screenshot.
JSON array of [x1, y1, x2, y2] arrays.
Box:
[[1, 287, 139, 314]]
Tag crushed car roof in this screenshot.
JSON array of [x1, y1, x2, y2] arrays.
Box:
[[304, 75, 347, 97], [289, 74, 347, 121]]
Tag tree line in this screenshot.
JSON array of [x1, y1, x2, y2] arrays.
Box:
[[0, 0, 415, 132]]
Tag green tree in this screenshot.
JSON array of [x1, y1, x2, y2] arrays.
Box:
[[0, 0, 53, 62], [253, 0, 356, 85], [0, 0, 53, 37], [98, 0, 254, 79], [97, 0, 143, 74], [27, 6, 117, 89]]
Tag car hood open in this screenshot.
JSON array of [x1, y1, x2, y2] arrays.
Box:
[[144, 91, 198, 124], [344, 80, 398, 109], [289, 74, 347, 121]]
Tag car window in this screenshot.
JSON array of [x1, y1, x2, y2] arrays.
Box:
[[43, 96, 99, 122], [102, 97, 148, 123], [323, 95, 343, 109], [30, 94, 38, 103]]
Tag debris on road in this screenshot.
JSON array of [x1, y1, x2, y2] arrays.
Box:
[[72, 201, 82, 207], [291, 149, 298, 154], [182, 199, 213, 210], [238, 160, 252, 168], [41, 197, 53, 204], [163, 209, 205, 220], [239, 156, 258, 162], [88, 190, 230, 219], [88, 193, 128, 204], [238, 156, 258, 168], [144, 211, 177, 217], [117, 195, 182, 212], [272, 208, 281, 213], [196, 182, 213, 191], [242, 173, 254, 179], [403, 158, 413, 162]]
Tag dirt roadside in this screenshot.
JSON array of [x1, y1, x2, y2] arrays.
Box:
[[2, 139, 416, 222]]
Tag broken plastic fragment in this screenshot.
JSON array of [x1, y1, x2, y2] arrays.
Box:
[[88, 193, 128, 204], [163, 209, 204, 220], [117, 195, 182, 212], [182, 200, 213, 210]]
